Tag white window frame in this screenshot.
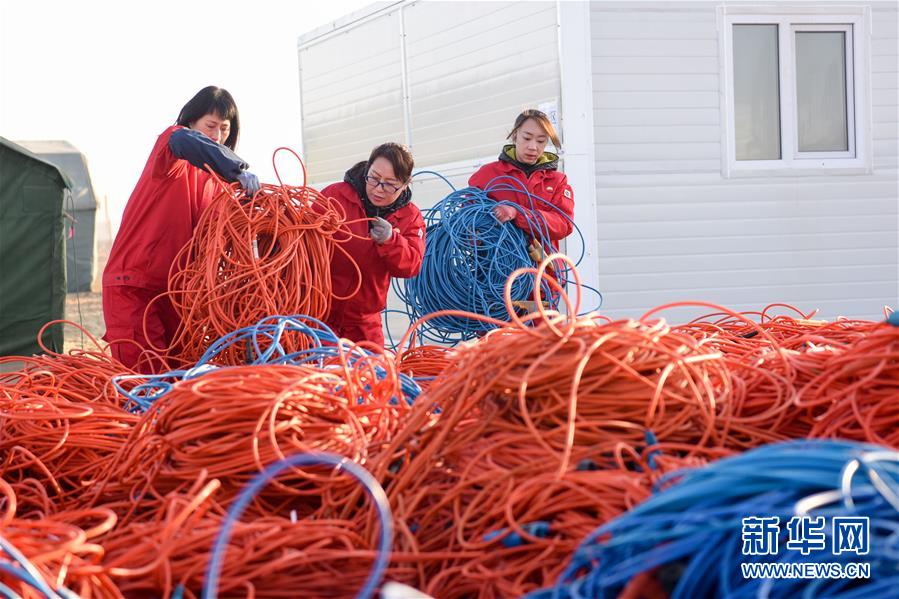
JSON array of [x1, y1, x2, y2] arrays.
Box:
[[718, 6, 872, 177], [791, 24, 855, 159]]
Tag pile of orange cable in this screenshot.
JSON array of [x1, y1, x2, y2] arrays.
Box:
[[91, 363, 409, 512], [396, 345, 454, 390], [100, 472, 383, 599], [799, 318, 899, 445], [2, 251, 897, 597], [0, 320, 137, 407]]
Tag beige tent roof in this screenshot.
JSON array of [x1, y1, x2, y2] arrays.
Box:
[[17, 140, 97, 212]]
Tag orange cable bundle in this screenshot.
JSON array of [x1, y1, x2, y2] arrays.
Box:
[[163, 149, 359, 367], [384, 429, 722, 597], [676, 305, 879, 355], [91, 363, 409, 520], [0, 321, 137, 408], [397, 345, 454, 390], [674, 305, 886, 440], [799, 321, 899, 447], [100, 473, 383, 599], [0, 389, 139, 516], [387, 313, 739, 485], [0, 480, 123, 598]]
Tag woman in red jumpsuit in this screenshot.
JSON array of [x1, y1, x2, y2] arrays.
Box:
[[468, 109, 574, 251], [321, 143, 425, 347], [102, 86, 260, 371]]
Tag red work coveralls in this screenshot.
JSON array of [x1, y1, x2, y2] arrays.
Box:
[[320, 182, 425, 346], [102, 125, 217, 370]]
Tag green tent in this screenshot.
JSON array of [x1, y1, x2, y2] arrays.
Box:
[[18, 140, 99, 292], [0, 136, 69, 356]]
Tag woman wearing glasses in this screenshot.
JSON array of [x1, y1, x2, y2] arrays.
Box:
[[469, 109, 574, 251], [321, 143, 425, 347]]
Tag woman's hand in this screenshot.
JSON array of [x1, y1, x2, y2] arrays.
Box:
[[370, 217, 395, 244], [492, 204, 517, 223], [237, 170, 261, 196]]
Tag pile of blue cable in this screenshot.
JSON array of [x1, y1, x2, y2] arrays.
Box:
[[396, 185, 560, 344], [527, 439, 899, 599], [113, 315, 421, 411]]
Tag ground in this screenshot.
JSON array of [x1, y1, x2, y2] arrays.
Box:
[[60, 290, 418, 354], [63, 291, 105, 352]]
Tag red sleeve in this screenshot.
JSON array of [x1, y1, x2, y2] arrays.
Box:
[[512, 174, 574, 241], [375, 206, 426, 278]]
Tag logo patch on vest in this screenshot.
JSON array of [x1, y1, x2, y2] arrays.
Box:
[[563, 189, 572, 199]]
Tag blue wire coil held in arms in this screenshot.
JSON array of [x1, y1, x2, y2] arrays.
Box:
[[393, 171, 598, 345]]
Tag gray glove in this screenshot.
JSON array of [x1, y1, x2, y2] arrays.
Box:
[[370, 216, 395, 244], [237, 170, 261, 197]]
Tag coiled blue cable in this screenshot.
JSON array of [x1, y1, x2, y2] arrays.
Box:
[[202, 451, 393, 599], [393, 172, 600, 345], [527, 440, 899, 599], [0, 535, 77, 599], [113, 315, 421, 411]]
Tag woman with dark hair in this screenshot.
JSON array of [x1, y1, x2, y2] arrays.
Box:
[[469, 109, 574, 251], [321, 143, 425, 347], [102, 85, 260, 370]]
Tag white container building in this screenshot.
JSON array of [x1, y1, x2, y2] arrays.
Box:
[[297, 0, 899, 324]]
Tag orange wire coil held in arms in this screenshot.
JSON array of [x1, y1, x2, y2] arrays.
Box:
[[160, 148, 362, 367]]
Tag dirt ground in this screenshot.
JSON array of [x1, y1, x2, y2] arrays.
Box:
[[63, 291, 106, 352]]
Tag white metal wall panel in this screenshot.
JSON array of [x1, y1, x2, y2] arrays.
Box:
[[592, 4, 720, 176], [299, 10, 405, 184], [402, 1, 559, 167], [872, 3, 899, 171], [591, 1, 898, 322]]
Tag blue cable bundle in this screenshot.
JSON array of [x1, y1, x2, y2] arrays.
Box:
[[394, 173, 586, 345], [0, 535, 77, 598], [527, 440, 899, 599], [202, 451, 393, 599], [111, 364, 215, 413], [113, 315, 421, 411]]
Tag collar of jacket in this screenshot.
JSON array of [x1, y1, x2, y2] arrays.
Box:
[[344, 161, 413, 220], [499, 144, 559, 176]]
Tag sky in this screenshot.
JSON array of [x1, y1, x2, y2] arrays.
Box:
[[0, 0, 374, 235]]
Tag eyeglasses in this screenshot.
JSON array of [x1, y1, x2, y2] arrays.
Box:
[[364, 174, 403, 194]]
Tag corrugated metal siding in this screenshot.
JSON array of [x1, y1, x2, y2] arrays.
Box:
[[299, 1, 560, 184], [402, 1, 559, 167], [591, 2, 899, 321], [299, 10, 405, 184], [592, 5, 720, 175], [872, 4, 899, 171]]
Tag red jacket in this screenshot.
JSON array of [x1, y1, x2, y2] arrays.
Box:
[[103, 125, 217, 291], [468, 147, 574, 246], [321, 181, 425, 345]]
